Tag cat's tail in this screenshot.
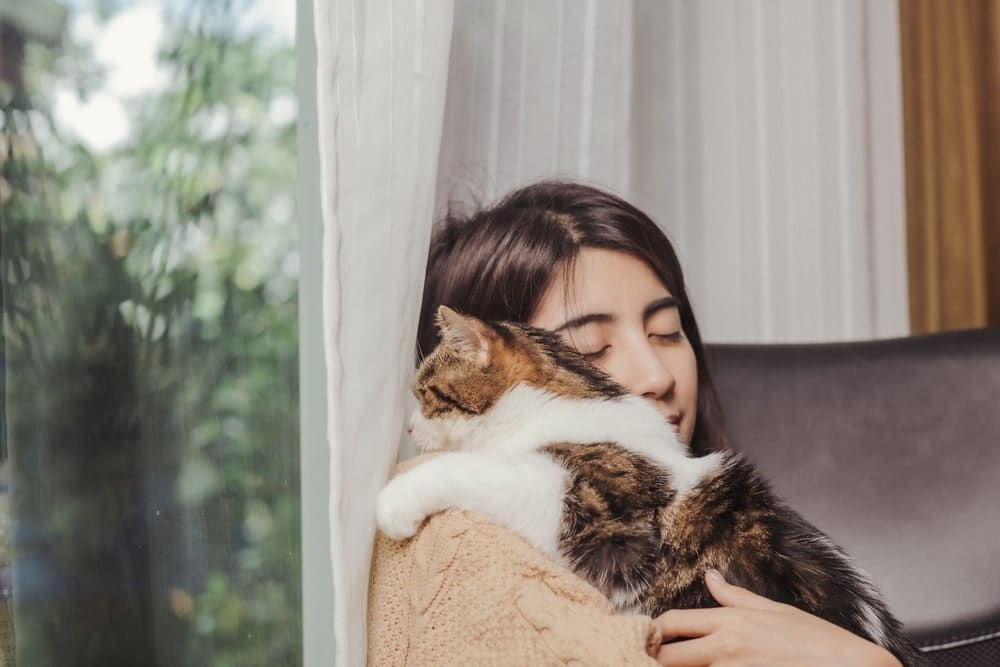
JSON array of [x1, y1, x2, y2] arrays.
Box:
[[769, 500, 927, 667]]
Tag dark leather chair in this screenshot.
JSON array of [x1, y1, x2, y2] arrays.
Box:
[[707, 328, 1000, 667]]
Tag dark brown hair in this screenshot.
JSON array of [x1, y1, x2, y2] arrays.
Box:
[[416, 180, 728, 454]]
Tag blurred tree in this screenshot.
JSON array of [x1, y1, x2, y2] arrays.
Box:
[[1, 1, 300, 665]]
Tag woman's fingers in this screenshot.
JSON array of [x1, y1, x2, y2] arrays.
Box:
[[654, 608, 725, 642], [654, 570, 900, 666], [703, 568, 780, 611], [655, 636, 716, 667]]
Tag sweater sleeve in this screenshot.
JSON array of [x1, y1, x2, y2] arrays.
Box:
[[368, 506, 662, 666]]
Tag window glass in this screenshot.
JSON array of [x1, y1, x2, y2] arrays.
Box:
[[1, 1, 301, 664]]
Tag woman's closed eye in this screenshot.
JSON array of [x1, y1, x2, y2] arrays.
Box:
[[581, 345, 610, 361], [579, 333, 681, 360]]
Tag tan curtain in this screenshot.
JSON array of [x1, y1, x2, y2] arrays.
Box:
[[899, 0, 1000, 333]]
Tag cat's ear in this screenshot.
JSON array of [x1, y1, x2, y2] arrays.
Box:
[[436, 305, 494, 365]]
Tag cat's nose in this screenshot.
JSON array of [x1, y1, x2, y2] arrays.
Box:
[[406, 424, 413, 435]]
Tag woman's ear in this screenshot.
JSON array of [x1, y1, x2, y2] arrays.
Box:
[[436, 305, 494, 365]]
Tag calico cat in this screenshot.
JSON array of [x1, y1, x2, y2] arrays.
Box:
[[376, 305, 924, 665]]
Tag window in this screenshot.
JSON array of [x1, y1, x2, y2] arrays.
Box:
[[1, 1, 302, 663]]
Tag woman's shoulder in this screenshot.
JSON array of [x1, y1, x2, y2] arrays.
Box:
[[374, 455, 587, 591], [370, 503, 566, 609]]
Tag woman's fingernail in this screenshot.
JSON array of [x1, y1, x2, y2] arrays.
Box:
[[705, 568, 724, 583]]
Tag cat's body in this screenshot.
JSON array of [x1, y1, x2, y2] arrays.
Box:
[[377, 307, 924, 665]]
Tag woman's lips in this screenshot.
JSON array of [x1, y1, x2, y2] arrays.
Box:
[[667, 413, 681, 434]]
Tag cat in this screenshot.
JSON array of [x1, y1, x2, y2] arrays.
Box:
[[376, 305, 924, 666]]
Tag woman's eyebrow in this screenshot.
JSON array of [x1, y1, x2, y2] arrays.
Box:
[[553, 312, 613, 333], [554, 297, 679, 333], [643, 296, 681, 320]]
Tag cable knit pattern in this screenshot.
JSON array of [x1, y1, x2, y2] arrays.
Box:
[[368, 457, 662, 666]]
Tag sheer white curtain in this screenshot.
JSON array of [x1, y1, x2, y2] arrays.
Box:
[[311, 2, 455, 665], [435, 0, 908, 343], [313, 1, 908, 665]]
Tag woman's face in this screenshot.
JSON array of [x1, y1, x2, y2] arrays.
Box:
[[530, 248, 699, 447]]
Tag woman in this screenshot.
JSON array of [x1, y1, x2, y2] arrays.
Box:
[[369, 181, 903, 666]]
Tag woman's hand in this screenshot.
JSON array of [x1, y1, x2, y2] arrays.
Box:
[[653, 569, 902, 667]]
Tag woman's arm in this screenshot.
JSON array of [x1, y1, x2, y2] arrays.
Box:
[[653, 569, 902, 667], [369, 506, 663, 666]]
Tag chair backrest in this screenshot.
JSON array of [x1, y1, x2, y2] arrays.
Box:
[[707, 328, 1000, 667]]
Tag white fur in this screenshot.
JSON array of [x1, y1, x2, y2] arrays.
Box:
[[408, 408, 479, 452], [411, 384, 721, 497], [805, 532, 890, 648], [858, 598, 888, 648], [376, 448, 570, 565], [611, 599, 641, 615]]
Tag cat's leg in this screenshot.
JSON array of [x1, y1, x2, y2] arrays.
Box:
[[375, 450, 568, 561]]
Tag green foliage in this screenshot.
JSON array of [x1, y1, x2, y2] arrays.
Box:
[[1, 1, 300, 664]]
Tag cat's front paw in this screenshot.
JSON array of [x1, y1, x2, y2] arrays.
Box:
[[375, 475, 434, 540]]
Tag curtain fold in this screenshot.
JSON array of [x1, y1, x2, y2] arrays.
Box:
[[312, 2, 455, 664]]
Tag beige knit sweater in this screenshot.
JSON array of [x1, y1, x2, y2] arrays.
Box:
[[367, 455, 662, 666]]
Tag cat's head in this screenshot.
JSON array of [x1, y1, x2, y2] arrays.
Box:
[[408, 305, 626, 452]]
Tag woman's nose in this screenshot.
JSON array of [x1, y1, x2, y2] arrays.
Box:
[[624, 342, 675, 400]]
